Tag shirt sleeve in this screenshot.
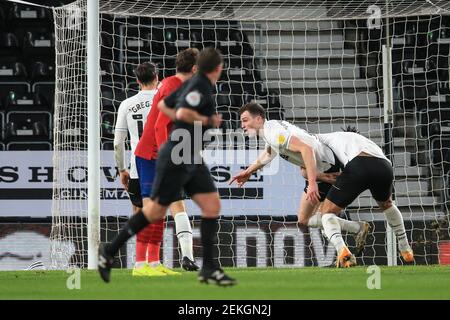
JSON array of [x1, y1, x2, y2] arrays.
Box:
[[264, 121, 291, 149], [114, 101, 128, 132], [114, 102, 128, 171], [181, 89, 204, 110], [155, 111, 173, 149], [163, 86, 181, 109]]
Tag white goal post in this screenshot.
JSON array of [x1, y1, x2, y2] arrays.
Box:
[[50, 0, 450, 270]]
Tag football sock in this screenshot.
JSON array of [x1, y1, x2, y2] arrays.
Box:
[[175, 212, 194, 260], [383, 205, 410, 251], [321, 213, 346, 252]]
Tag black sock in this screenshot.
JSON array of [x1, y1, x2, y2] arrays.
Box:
[[201, 217, 219, 270], [107, 210, 150, 256]]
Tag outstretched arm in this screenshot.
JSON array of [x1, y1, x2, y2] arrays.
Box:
[[229, 147, 277, 187]]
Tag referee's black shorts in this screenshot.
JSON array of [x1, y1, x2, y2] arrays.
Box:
[[127, 178, 143, 208], [326, 156, 394, 209], [150, 143, 217, 206]]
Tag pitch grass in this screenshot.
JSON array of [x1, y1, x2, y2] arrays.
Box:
[[0, 266, 449, 300]]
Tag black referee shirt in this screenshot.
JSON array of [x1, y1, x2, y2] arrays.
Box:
[[163, 72, 216, 155]]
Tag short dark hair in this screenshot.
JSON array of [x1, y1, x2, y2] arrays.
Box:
[[197, 47, 223, 74], [134, 62, 157, 85], [176, 48, 199, 73], [239, 102, 266, 118]]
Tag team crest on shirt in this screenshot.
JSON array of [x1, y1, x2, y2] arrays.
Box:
[[185, 91, 201, 107]]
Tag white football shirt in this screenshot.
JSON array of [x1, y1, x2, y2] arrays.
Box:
[[317, 131, 390, 167], [115, 89, 157, 178], [262, 120, 336, 173]]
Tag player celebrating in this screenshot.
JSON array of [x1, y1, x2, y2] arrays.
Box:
[[114, 62, 178, 276], [231, 103, 413, 267], [99, 48, 236, 286], [315, 130, 414, 266], [134, 48, 200, 272], [229, 103, 369, 259]]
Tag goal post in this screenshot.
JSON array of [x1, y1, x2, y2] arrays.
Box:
[[86, 0, 100, 270], [50, 0, 450, 269]]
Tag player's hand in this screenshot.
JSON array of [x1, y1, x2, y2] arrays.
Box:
[[306, 180, 320, 205], [208, 114, 222, 128], [229, 170, 251, 187], [120, 170, 130, 191], [320, 172, 341, 185]]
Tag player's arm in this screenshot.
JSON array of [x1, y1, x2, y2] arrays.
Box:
[[168, 89, 221, 127], [113, 103, 130, 190], [157, 85, 183, 121], [288, 136, 320, 203], [175, 107, 221, 127], [155, 111, 172, 149], [158, 99, 177, 121], [301, 167, 340, 185], [229, 146, 277, 187]]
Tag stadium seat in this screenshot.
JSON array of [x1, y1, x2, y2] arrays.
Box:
[[430, 136, 450, 168], [418, 108, 450, 138], [3, 91, 49, 112], [32, 82, 54, 108], [216, 28, 245, 56], [101, 84, 125, 112], [0, 60, 28, 81], [0, 82, 30, 106], [125, 82, 140, 96], [0, 32, 20, 56], [0, 7, 5, 28], [162, 57, 176, 78], [163, 28, 179, 55], [100, 60, 122, 82], [23, 30, 55, 55], [8, 3, 52, 24], [29, 60, 55, 81], [101, 111, 116, 140], [6, 141, 52, 150], [190, 29, 205, 50], [395, 79, 433, 111], [197, 29, 216, 49], [100, 32, 114, 60], [0, 112, 4, 141], [147, 27, 164, 55], [176, 29, 191, 50], [5, 111, 51, 142]]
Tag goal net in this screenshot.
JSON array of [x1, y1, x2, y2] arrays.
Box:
[[50, 0, 450, 269]]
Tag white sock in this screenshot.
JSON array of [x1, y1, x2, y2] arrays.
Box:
[[384, 205, 410, 251], [149, 261, 160, 267], [174, 212, 194, 260], [134, 261, 146, 269], [321, 213, 346, 252], [307, 213, 322, 228], [337, 218, 361, 234], [308, 213, 361, 234]]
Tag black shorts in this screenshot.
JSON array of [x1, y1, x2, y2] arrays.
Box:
[[304, 153, 343, 202], [127, 178, 143, 208], [326, 156, 394, 208], [151, 144, 217, 206]]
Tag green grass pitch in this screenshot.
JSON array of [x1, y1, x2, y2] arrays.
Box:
[[1, 266, 449, 300]]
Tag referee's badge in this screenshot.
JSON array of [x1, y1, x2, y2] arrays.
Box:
[[186, 91, 201, 107]]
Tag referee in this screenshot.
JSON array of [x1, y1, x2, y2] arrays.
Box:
[[98, 48, 236, 286]]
